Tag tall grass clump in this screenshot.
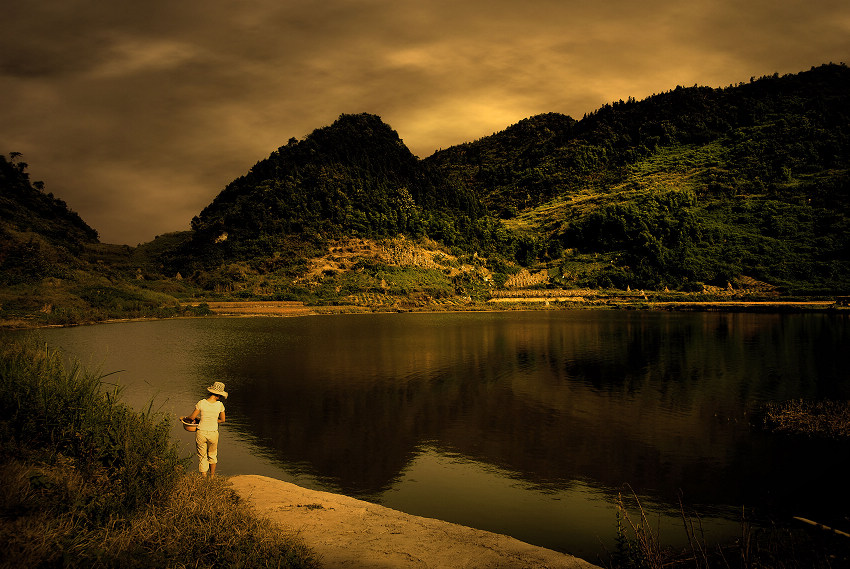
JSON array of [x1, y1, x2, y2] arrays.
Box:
[[606, 487, 850, 569], [0, 333, 183, 519], [608, 490, 664, 569], [0, 334, 321, 568], [91, 476, 321, 568]]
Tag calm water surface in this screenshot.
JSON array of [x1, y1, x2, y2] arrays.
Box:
[[36, 311, 850, 562]]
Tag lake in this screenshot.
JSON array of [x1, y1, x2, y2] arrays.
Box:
[[35, 310, 850, 563]]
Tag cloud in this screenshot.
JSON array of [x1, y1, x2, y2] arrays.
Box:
[[88, 37, 204, 79], [2, 0, 849, 243]]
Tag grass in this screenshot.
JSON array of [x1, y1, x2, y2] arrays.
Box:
[[0, 334, 321, 568], [607, 488, 850, 569], [0, 463, 321, 569], [610, 398, 850, 567], [0, 272, 190, 327], [761, 399, 850, 439]]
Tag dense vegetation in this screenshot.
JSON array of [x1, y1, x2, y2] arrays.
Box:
[[0, 153, 98, 286], [0, 153, 206, 324], [174, 113, 507, 275], [426, 64, 850, 292], [0, 335, 320, 568], [2, 64, 849, 325], [172, 64, 850, 295]]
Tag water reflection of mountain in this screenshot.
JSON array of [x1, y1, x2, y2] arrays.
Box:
[[198, 312, 849, 515]]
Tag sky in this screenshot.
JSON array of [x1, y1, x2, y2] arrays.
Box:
[[2, 0, 849, 245]]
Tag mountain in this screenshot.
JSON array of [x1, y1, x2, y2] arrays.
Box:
[[0, 153, 98, 285], [182, 113, 485, 262], [428, 65, 850, 214], [425, 63, 850, 292], [3, 64, 850, 327], [173, 64, 849, 295], [0, 153, 189, 324]]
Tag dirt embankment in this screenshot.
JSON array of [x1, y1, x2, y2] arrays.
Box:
[[229, 475, 600, 569], [183, 301, 329, 316]]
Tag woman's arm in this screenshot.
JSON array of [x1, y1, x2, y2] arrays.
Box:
[[188, 408, 200, 420], [218, 410, 226, 424]]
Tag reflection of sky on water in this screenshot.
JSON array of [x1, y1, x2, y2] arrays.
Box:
[[31, 312, 850, 562]]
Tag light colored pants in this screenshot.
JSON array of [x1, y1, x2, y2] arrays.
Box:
[[195, 429, 220, 473]]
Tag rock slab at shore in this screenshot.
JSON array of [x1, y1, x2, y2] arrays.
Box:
[[229, 475, 600, 569]]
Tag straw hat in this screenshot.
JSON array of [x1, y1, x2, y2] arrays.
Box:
[[207, 381, 228, 399]]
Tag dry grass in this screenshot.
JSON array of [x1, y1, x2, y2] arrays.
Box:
[[762, 399, 850, 439], [0, 462, 321, 569], [95, 475, 321, 568], [607, 487, 850, 569], [610, 490, 665, 569]]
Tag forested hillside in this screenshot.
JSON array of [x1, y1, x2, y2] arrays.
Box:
[[2, 64, 849, 326], [425, 64, 850, 292], [180, 114, 503, 266], [172, 64, 849, 296], [0, 153, 98, 285], [0, 153, 187, 324]]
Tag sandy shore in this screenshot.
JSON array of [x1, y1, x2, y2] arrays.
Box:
[[229, 475, 601, 569]]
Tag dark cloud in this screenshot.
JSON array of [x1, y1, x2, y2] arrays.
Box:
[[2, 0, 848, 244]]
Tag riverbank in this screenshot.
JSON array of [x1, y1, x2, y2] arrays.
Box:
[[2, 292, 845, 329], [229, 474, 600, 569], [179, 297, 845, 319]]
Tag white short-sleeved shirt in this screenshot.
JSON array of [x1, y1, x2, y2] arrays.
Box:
[[196, 398, 225, 431]]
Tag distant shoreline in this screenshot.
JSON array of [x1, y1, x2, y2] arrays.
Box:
[[180, 298, 846, 317], [2, 296, 846, 330]]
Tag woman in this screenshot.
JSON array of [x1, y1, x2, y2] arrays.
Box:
[[187, 381, 227, 477]]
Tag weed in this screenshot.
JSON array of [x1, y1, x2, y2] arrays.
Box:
[[605, 487, 850, 569], [0, 465, 321, 569], [609, 489, 663, 569]]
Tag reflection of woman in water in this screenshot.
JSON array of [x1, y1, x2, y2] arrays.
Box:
[[187, 382, 227, 477]]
